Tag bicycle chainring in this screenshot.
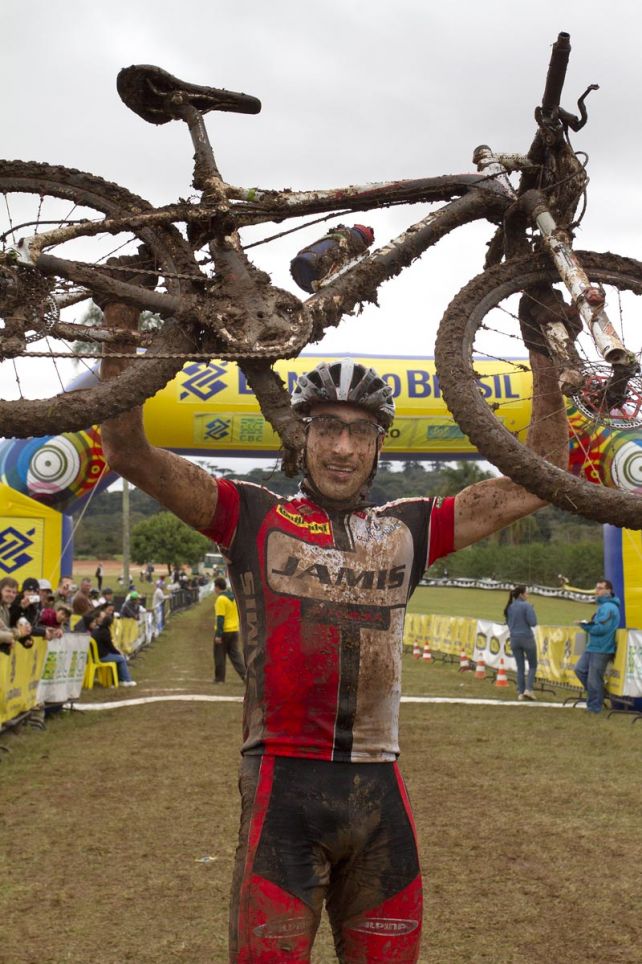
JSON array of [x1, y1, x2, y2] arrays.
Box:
[[197, 283, 312, 360]]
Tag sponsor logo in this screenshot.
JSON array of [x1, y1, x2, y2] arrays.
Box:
[[179, 361, 228, 401], [0, 525, 35, 574], [253, 917, 310, 938], [203, 417, 231, 441], [276, 505, 330, 535], [349, 918, 418, 936], [272, 554, 406, 591]]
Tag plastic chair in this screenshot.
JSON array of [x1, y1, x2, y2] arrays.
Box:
[[83, 638, 119, 689]]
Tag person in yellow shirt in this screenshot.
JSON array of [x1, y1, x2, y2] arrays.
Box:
[[213, 576, 245, 684]]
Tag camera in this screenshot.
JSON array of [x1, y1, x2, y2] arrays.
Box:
[[27, 594, 40, 604]]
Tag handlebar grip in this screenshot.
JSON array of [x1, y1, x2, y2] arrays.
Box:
[[541, 32, 571, 115]]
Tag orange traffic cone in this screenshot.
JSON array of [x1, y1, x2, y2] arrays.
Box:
[[458, 650, 471, 672], [422, 642, 433, 663], [474, 657, 486, 680], [495, 658, 509, 687], [412, 640, 421, 660]]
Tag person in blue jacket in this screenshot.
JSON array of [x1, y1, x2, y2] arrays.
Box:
[[574, 578, 620, 714], [504, 585, 538, 700]]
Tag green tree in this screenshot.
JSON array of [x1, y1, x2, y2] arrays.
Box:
[[434, 460, 495, 495], [130, 512, 212, 569]]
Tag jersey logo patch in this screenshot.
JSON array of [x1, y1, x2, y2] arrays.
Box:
[[276, 504, 331, 536]]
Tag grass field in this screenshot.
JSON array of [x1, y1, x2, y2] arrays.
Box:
[[2, 591, 641, 963]]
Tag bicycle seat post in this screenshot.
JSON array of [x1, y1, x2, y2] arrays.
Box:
[[172, 98, 247, 266], [172, 99, 226, 205]]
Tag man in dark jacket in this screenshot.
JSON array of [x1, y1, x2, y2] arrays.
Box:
[[575, 578, 621, 714]]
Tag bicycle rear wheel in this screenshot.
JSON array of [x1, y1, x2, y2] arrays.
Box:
[[435, 250, 642, 529], [0, 160, 199, 438]]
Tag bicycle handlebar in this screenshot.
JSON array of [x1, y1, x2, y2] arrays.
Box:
[[541, 31, 571, 116]]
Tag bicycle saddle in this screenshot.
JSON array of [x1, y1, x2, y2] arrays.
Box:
[[117, 65, 261, 125]]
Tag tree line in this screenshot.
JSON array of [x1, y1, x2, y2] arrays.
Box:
[[73, 461, 603, 586]]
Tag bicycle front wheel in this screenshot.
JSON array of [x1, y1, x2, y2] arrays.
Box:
[[435, 250, 642, 529], [0, 160, 199, 438]]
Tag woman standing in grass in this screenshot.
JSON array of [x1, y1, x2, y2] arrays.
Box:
[[504, 585, 538, 701]]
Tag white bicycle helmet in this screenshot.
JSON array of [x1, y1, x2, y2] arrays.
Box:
[[291, 358, 395, 429]]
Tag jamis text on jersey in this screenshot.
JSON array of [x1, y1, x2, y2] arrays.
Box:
[[271, 556, 407, 590]]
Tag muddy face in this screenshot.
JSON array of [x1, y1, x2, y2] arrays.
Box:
[[304, 402, 381, 503]]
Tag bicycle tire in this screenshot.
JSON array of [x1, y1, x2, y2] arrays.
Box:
[[0, 160, 198, 438], [434, 250, 642, 529]]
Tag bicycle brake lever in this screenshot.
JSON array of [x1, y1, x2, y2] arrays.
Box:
[[558, 83, 600, 132]]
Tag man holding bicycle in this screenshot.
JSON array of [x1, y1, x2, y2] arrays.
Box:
[[101, 301, 570, 962]]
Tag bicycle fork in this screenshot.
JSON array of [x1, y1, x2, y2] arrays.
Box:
[[474, 146, 638, 402]]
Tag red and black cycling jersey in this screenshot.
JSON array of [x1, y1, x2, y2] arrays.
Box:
[[200, 479, 454, 763]]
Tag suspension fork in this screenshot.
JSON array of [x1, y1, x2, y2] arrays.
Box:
[[475, 146, 637, 398], [518, 188, 633, 365]]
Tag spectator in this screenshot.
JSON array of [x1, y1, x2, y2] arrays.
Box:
[[120, 590, 145, 620], [504, 585, 538, 701], [97, 587, 114, 607], [575, 578, 621, 714], [38, 578, 53, 609], [71, 578, 93, 616], [95, 562, 104, 591], [54, 577, 73, 605], [213, 576, 245, 684], [152, 578, 167, 608], [146, 563, 155, 583], [0, 577, 33, 654], [10, 578, 43, 643], [83, 607, 137, 687]]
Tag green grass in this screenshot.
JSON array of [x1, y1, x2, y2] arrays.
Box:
[[2, 591, 640, 963], [408, 585, 595, 625]]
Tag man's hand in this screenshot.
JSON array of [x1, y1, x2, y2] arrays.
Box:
[[519, 286, 582, 357]]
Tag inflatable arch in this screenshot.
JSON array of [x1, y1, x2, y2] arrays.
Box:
[[0, 355, 640, 624]]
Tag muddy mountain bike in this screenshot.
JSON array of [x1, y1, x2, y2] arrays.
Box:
[[1, 31, 642, 528]]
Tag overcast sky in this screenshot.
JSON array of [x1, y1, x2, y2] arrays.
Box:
[[4, 0, 642, 471]]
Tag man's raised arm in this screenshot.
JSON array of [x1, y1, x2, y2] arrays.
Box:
[[100, 304, 218, 531], [452, 350, 569, 550]]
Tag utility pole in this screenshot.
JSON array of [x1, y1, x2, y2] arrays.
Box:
[[122, 477, 130, 589]]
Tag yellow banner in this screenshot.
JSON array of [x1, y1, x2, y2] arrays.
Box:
[[0, 482, 63, 588], [0, 638, 47, 727], [405, 613, 634, 696], [112, 618, 141, 655], [143, 357, 532, 455]]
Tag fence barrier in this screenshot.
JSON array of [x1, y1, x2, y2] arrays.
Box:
[[0, 584, 213, 732], [402, 613, 642, 698]]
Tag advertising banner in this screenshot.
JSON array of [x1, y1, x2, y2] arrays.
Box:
[[0, 637, 47, 726], [622, 630, 642, 697], [143, 356, 532, 457], [37, 633, 90, 704], [473, 620, 514, 670]]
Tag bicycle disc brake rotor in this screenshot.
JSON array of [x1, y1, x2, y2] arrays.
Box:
[[571, 363, 642, 429], [0, 261, 59, 355]]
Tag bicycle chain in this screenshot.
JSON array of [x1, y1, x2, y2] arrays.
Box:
[[87, 262, 206, 283], [20, 343, 304, 361]]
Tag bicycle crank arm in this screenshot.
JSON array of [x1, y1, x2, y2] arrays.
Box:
[[521, 190, 633, 366]]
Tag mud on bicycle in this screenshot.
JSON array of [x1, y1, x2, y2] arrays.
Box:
[[1, 31, 642, 527]]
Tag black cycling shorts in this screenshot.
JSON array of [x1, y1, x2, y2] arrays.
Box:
[[229, 755, 422, 962]]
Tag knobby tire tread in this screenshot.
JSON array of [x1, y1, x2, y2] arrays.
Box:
[[435, 249, 642, 529], [0, 160, 199, 438]]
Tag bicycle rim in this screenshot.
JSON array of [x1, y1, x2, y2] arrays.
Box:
[[0, 160, 199, 438], [435, 250, 642, 529]]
